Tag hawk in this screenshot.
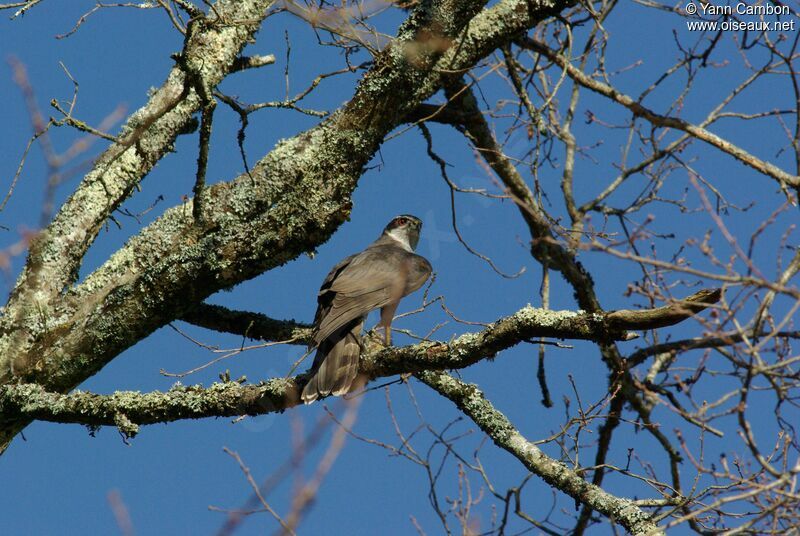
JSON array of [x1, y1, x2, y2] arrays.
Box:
[[301, 215, 432, 403]]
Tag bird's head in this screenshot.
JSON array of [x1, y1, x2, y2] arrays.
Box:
[[383, 214, 423, 251]]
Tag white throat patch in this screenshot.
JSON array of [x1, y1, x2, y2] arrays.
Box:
[[386, 228, 413, 252]]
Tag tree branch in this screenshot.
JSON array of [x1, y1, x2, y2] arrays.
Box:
[[443, 80, 603, 313], [0, 294, 717, 433], [0, 380, 295, 439], [230, 54, 276, 72], [440, 79, 697, 516], [3, 0, 574, 397], [2, 0, 276, 329], [520, 37, 800, 191], [627, 328, 800, 366], [605, 288, 722, 330], [416, 370, 665, 536], [179, 303, 312, 343]]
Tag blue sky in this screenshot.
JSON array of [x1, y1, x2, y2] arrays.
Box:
[[1, 2, 797, 534]]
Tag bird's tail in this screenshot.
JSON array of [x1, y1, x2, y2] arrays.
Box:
[[301, 319, 364, 404]]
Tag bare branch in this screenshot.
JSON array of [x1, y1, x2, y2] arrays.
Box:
[[417, 371, 664, 536], [520, 37, 800, 191]]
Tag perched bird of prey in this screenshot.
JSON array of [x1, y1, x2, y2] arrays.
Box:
[[301, 215, 432, 404]]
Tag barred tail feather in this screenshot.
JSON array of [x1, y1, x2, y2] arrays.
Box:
[[301, 320, 363, 404]]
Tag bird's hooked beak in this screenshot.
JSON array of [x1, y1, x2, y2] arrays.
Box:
[[408, 220, 422, 250]]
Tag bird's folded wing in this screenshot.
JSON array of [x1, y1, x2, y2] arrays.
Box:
[[314, 250, 408, 343], [316, 286, 396, 344]]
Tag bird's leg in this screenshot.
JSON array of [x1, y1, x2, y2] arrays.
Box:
[[380, 302, 399, 347]]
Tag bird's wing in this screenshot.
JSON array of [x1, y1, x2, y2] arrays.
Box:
[[313, 253, 358, 329], [314, 246, 416, 344]]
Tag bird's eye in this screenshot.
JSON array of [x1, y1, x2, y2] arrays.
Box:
[[397, 217, 408, 225]]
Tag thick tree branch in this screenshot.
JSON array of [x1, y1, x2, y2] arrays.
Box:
[[364, 292, 720, 376], [2, 0, 276, 327], [0, 381, 295, 439], [0, 0, 577, 454], [0, 295, 717, 432], [3, 0, 573, 397], [416, 370, 665, 536], [179, 303, 312, 343]]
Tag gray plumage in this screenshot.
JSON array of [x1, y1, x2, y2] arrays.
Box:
[[301, 215, 432, 403]]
